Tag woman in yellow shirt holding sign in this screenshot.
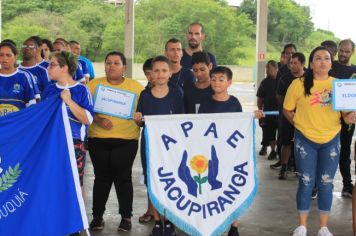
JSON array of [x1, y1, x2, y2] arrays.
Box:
[[87, 51, 144, 232], [284, 46, 356, 236]]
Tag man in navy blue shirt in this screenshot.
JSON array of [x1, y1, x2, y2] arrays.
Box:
[[165, 38, 195, 89], [275, 52, 305, 180], [181, 23, 217, 70], [276, 44, 297, 82], [256, 60, 279, 161]]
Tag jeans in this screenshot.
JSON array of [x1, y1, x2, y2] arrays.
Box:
[[88, 138, 138, 219], [294, 130, 340, 214]]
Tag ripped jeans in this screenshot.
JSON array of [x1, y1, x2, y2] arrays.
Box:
[[294, 130, 340, 214]]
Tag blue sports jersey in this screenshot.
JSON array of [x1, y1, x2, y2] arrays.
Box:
[[17, 69, 41, 99], [0, 69, 36, 116], [41, 82, 94, 140], [38, 60, 49, 69], [198, 95, 242, 113], [80, 55, 95, 79], [78, 59, 89, 78], [19, 64, 50, 95], [74, 64, 85, 83]]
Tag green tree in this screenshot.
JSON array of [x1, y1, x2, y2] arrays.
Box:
[[2, 0, 101, 22], [2, 11, 88, 48], [238, 0, 314, 44], [135, 0, 255, 64], [65, 3, 120, 60], [101, 9, 125, 55]]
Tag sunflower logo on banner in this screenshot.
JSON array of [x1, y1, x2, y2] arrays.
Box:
[[145, 113, 257, 236], [190, 155, 208, 195]]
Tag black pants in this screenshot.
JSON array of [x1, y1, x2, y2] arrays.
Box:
[[339, 122, 355, 188], [88, 138, 138, 219]]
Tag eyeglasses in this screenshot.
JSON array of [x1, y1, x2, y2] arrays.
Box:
[[21, 45, 37, 49], [48, 63, 60, 69]]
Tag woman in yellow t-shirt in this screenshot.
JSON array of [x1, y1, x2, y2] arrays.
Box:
[[87, 51, 144, 232], [284, 46, 356, 236]]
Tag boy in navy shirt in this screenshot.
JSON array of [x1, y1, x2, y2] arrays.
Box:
[[199, 66, 242, 114], [184, 51, 214, 113], [138, 57, 156, 224], [199, 66, 263, 236], [133, 55, 184, 236]]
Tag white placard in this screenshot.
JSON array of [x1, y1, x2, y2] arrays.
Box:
[[93, 85, 136, 119], [332, 79, 356, 111]]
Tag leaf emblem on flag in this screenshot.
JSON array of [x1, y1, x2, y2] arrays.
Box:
[[0, 162, 22, 192]]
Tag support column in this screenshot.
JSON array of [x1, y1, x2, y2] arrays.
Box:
[[255, 0, 268, 91], [0, 0, 2, 42], [124, 0, 134, 78]]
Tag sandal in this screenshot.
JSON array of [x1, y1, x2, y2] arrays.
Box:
[[138, 213, 153, 224]]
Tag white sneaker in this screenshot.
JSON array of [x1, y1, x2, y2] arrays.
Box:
[[293, 225, 307, 236], [317, 227, 333, 236]]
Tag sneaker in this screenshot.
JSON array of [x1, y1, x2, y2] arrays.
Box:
[[311, 187, 317, 199], [293, 225, 307, 236], [150, 221, 163, 236], [228, 226, 239, 236], [267, 150, 277, 160], [259, 146, 267, 155], [341, 186, 353, 198], [270, 160, 281, 169], [164, 221, 176, 236], [89, 218, 104, 231], [118, 218, 132, 231], [317, 227, 333, 236]]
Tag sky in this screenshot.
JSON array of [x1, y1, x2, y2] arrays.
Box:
[[228, 0, 356, 42]]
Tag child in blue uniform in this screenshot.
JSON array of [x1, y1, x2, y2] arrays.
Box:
[[0, 42, 36, 117], [138, 57, 156, 224], [184, 51, 214, 113], [18, 37, 51, 98], [199, 66, 263, 236], [133, 55, 184, 236], [41, 51, 94, 188]]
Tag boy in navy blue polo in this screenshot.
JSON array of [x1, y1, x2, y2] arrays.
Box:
[[184, 51, 214, 114], [199, 66, 263, 236], [138, 57, 156, 224], [133, 55, 184, 236]]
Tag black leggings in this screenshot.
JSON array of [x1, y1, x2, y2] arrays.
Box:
[[88, 138, 138, 219]]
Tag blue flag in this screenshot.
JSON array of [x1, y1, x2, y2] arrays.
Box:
[[0, 97, 88, 235]]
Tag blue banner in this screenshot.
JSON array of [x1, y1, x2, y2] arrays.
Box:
[[0, 97, 88, 235]]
